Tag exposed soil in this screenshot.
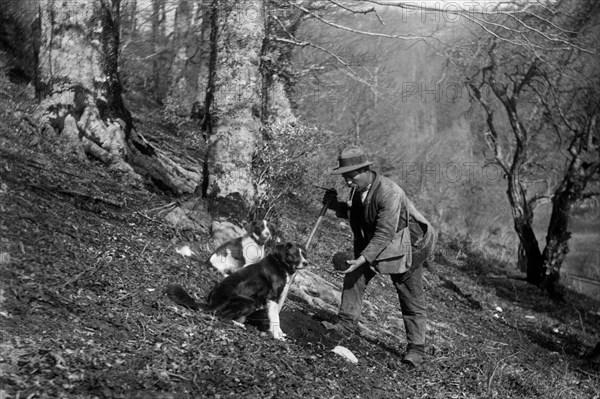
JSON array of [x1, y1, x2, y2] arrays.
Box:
[[1, 50, 599, 399]]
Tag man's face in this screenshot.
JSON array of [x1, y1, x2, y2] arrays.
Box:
[[342, 169, 371, 191]]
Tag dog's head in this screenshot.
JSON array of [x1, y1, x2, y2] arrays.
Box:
[[246, 219, 273, 245], [272, 242, 309, 274]]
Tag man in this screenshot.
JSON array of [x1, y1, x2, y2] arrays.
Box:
[[323, 145, 436, 367]]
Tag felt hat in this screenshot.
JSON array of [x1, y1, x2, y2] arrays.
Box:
[[331, 145, 373, 174]]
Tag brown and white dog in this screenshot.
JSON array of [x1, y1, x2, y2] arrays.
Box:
[[208, 220, 274, 276], [166, 242, 308, 340]]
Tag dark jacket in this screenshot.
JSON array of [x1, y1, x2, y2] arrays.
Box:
[[334, 171, 425, 263]]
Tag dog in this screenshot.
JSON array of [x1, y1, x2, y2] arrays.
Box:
[[166, 242, 308, 340], [208, 219, 274, 276]]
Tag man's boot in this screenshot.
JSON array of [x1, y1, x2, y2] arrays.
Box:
[[402, 344, 425, 367]]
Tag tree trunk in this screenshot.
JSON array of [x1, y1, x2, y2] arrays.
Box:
[[0, 0, 39, 81], [151, 0, 169, 103], [167, 0, 209, 116], [32, 0, 201, 195], [508, 180, 544, 284], [493, 84, 545, 285], [120, 0, 137, 36], [202, 0, 265, 221], [167, 0, 195, 114], [541, 194, 571, 296], [541, 149, 599, 296]]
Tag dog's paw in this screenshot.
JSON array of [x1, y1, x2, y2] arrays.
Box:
[[269, 323, 287, 341], [272, 332, 287, 341]]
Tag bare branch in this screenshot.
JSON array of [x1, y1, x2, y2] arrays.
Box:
[[528, 193, 552, 210], [581, 192, 600, 200], [325, 0, 384, 24], [269, 35, 376, 90], [291, 3, 432, 42], [515, 61, 538, 96], [362, 0, 595, 55], [468, 82, 510, 175]]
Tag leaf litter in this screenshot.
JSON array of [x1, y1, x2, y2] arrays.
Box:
[[0, 50, 599, 399]]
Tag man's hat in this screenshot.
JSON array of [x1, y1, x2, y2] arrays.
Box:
[[331, 145, 373, 175]]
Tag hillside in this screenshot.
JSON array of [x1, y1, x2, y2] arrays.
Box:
[[0, 50, 599, 399]]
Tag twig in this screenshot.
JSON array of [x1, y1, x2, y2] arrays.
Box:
[[487, 351, 520, 394], [29, 184, 123, 207], [158, 243, 174, 261], [135, 211, 164, 224], [61, 258, 105, 289], [325, 0, 384, 23], [140, 241, 151, 258], [422, 275, 432, 287], [167, 371, 190, 381], [57, 188, 124, 207], [192, 374, 202, 393], [148, 201, 177, 213], [571, 306, 586, 334], [575, 367, 599, 378]]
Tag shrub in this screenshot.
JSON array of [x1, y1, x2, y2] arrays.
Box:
[[252, 121, 327, 219]]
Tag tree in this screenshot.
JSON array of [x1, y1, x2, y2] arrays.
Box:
[[444, 0, 600, 295], [2, 0, 317, 226], [167, 0, 210, 116], [148, 0, 209, 108], [200, 0, 265, 221], [10, 0, 201, 194]]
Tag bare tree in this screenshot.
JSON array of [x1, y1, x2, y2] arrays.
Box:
[[443, 0, 600, 295]]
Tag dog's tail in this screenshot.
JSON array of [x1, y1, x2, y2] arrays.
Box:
[[165, 283, 205, 311]]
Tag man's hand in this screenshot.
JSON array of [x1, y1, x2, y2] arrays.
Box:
[[322, 189, 338, 210], [341, 255, 367, 274]]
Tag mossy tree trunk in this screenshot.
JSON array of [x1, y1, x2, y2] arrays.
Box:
[[202, 0, 265, 221], [31, 0, 201, 194]]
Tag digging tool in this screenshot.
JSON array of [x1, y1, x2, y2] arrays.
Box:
[[277, 186, 355, 312]]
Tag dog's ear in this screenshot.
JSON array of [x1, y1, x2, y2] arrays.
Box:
[[244, 220, 261, 234], [270, 242, 287, 259], [268, 223, 283, 244]]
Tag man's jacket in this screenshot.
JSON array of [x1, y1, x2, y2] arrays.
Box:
[[334, 171, 426, 264]]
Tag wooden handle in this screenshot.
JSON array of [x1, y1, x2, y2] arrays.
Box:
[[278, 202, 329, 312]]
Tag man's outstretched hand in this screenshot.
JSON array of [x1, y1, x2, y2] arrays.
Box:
[[341, 255, 367, 274]]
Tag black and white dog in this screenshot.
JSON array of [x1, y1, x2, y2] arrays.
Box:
[[208, 220, 274, 276], [166, 242, 308, 340]]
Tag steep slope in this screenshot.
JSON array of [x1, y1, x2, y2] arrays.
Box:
[[1, 50, 599, 399]]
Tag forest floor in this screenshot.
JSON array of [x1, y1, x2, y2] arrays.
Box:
[[0, 50, 599, 399]]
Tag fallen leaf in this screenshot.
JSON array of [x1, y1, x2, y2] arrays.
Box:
[[331, 346, 358, 364]]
